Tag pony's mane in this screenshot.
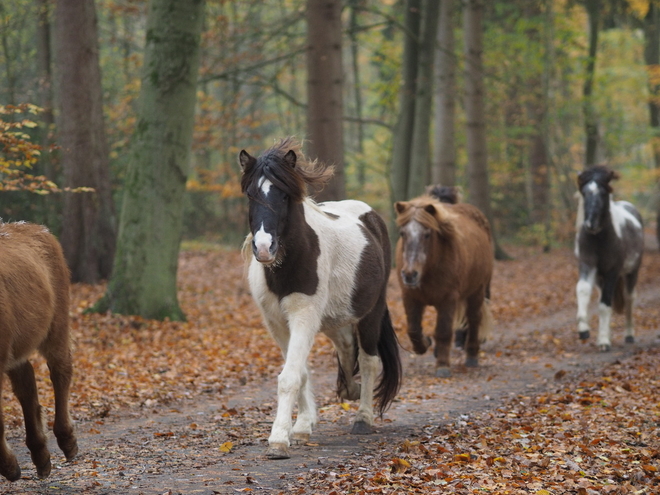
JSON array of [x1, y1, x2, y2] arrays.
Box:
[[577, 165, 619, 193], [241, 137, 334, 202], [396, 196, 456, 235]]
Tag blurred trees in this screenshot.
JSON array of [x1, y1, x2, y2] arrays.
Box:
[[1, 0, 659, 272]]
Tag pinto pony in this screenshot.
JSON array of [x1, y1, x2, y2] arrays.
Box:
[[575, 166, 644, 351], [240, 138, 401, 459], [0, 222, 78, 482], [394, 196, 493, 377]]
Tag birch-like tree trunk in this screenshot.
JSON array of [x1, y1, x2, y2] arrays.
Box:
[[93, 0, 205, 320], [306, 0, 345, 201], [432, 0, 456, 186], [54, 0, 116, 283]]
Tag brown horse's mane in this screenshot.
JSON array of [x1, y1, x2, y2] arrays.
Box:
[[395, 195, 457, 237], [241, 137, 334, 203]]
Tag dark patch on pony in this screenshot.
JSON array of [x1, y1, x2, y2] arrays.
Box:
[[425, 184, 462, 204]]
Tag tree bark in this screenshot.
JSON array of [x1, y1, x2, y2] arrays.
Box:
[[583, 0, 600, 168], [349, 0, 365, 186], [306, 0, 345, 201], [433, 0, 456, 187], [93, 0, 205, 320], [463, 0, 507, 259], [407, 0, 441, 198], [390, 0, 422, 206], [644, 1, 660, 250], [53, 0, 117, 283]]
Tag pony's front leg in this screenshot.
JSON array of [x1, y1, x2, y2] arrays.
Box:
[[291, 363, 317, 445], [267, 304, 319, 459], [0, 369, 21, 482], [433, 305, 455, 378], [403, 295, 430, 354], [576, 265, 596, 341], [597, 270, 619, 352]]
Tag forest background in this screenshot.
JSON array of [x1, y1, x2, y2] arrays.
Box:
[[1, 0, 659, 319]]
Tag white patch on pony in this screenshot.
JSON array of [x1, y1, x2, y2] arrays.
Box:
[[253, 223, 274, 260], [585, 181, 598, 194], [576, 268, 596, 333], [610, 199, 642, 239], [597, 302, 613, 348], [401, 220, 428, 270], [574, 193, 584, 258], [259, 176, 273, 196]]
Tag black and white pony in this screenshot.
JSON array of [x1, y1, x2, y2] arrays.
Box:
[[575, 165, 644, 351], [239, 138, 401, 459]]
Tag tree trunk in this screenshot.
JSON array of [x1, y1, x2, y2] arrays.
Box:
[[463, 0, 507, 259], [306, 0, 345, 201], [583, 0, 600, 168], [390, 0, 422, 206], [349, 0, 365, 186], [93, 0, 205, 320], [53, 0, 116, 283], [433, 0, 456, 187], [407, 0, 441, 198], [644, 1, 660, 250]]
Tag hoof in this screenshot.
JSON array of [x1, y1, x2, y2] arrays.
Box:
[[36, 459, 52, 479], [0, 459, 21, 482], [291, 432, 310, 445], [435, 367, 451, 378], [58, 435, 78, 461], [339, 385, 360, 402], [266, 443, 290, 460], [579, 330, 590, 341], [411, 335, 432, 355], [599, 344, 611, 352], [465, 357, 479, 368], [625, 336, 635, 344], [351, 420, 372, 435]]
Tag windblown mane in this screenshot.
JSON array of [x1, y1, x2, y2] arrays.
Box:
[[395, 196, 456, 236], [240, 137, 334, 203]]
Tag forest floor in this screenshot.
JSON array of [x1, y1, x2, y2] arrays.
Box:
[[2, 237, 660, 494]]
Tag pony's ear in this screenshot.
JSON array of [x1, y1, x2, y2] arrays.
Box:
[[424, 204, 437, 216], [239, 150, 254, 170], [394, 201, 409, 215], [284, 150, 297, 168], [608, 169, 620, 182], [577, 170, 586, 189]]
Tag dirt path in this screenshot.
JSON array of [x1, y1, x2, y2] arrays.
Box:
[[3, 274, 659, 495]]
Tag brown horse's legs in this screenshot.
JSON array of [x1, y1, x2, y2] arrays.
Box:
[[7, 361, 52, 478], [433, 308, 454, 377], [464, 294, 484, 367], [46, 349, 78, 461], [403, 297, 430, 354], [0, 369, 21, 482]]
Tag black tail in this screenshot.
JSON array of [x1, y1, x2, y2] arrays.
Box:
[[375, 308, 402, 416]]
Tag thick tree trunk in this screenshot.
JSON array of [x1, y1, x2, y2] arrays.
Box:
[[53, 0, 116, 283], [583, 0, 600, 168], [349, 0, 365, 186], [390, 0, 422, 206], [93, 0, 205, 320], [407, 0, 441, 198], [306, 0, 345, 201], [645, 1, 660, 250], [463, 0, 507, 259], [433, 0, 456, 187]]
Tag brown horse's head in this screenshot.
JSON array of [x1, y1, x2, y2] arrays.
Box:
[[394, 197, 455, 288]]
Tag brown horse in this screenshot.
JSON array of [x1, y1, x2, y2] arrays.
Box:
[[0, 222, 78, 482], [394, 196, 494, 377]]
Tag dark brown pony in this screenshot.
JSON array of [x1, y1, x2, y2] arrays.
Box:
[[395, 196, 494, 377], [0, 222, 78, 482]]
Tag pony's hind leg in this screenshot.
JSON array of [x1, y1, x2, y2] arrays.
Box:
[[623, 271, 639, 344], [326, 325, 360, 401], [7, 361, 51, 478], [433, 305, 455, 378], [0, 367, 21, 481], [43, 342, 78, 461], [464, 294, 485, 368]]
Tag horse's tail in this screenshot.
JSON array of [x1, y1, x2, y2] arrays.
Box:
[[613, 276, 626, 314], [478, 298, 493, 343], [375, 307, 402, 416]]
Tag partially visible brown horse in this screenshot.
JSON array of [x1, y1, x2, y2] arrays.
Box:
[[0, 222, 78, 482], [395, 196, 494, 377]]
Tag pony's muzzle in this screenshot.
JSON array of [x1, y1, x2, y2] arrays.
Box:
[[253, 238, 278, 265], [401, 269, 420, 288]]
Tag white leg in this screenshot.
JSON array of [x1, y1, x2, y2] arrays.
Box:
[[576, 268, 596, 339], [325, 325, 360, 401], [351, 347, 379, 434], [291, 364, 316, 444], [597, 302, 613, 351], [267, 300, 319, 459]]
